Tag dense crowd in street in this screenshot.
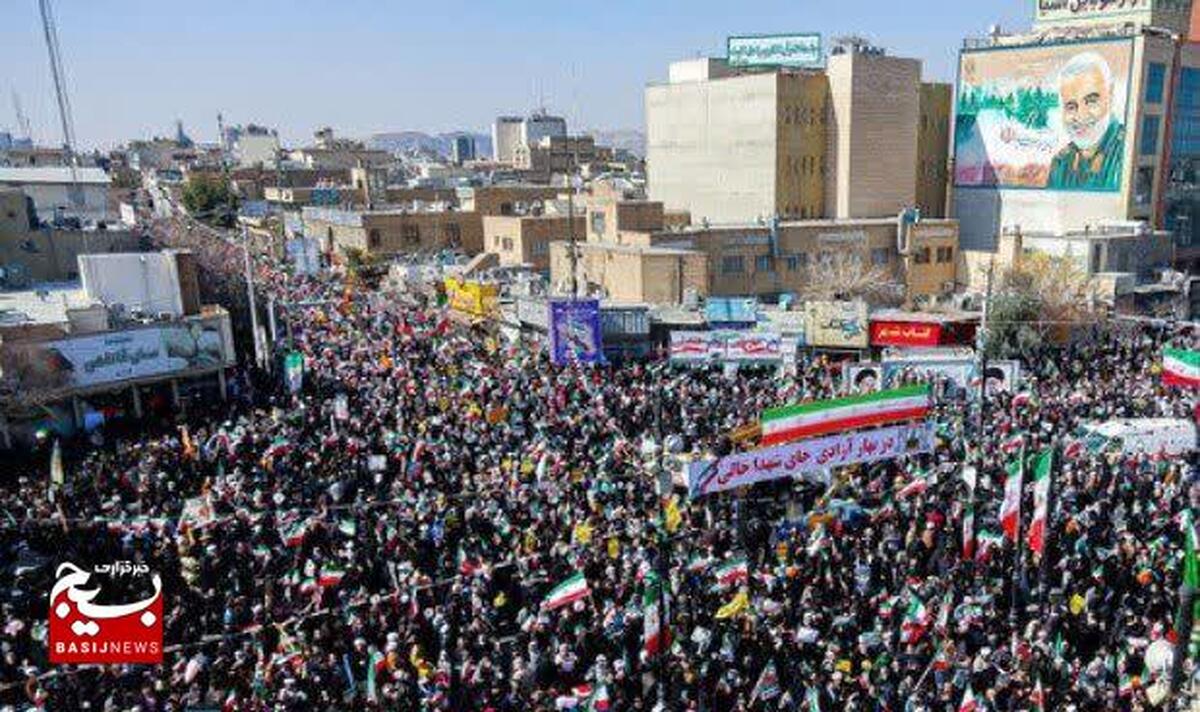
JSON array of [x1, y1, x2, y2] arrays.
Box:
[[0, 226, 1198, 711]]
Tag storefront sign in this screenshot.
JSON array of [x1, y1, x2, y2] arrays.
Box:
[[871, 320, 944, 348], [687, 422, 933, 498]]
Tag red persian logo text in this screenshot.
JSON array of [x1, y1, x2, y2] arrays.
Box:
[[48, 561, 163, 664]]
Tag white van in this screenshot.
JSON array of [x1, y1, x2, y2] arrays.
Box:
[[1079, 418, 1197, 457]]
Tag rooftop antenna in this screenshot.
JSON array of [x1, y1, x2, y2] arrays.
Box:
[[38, 0, 84, 215]]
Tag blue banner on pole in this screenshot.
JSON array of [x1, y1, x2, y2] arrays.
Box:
[[549, 299, 604, 365]]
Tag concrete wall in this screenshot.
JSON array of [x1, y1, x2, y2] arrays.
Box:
[[826, 51, 921, 219], [0, 228, 141, 283], [646, 71, 780, 224], [776, 73, 829, 219], [484, 214, 584, 271], [917, 83, 952, 219]]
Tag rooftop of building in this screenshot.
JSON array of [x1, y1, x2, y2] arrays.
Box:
[[0, 166, 111, 186], [668, 216, 957, 233], [0, 282, 92, 327], [571, 241, 698, 256]]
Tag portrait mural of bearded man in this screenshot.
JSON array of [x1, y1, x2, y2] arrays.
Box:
[[1046, 51, 1126, 191], [954, 38, 1133, 193]]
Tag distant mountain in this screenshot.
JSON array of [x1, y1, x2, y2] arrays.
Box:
[[369, 131, 492, 160], [587, 128, 645, 158]]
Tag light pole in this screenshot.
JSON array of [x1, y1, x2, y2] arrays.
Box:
[[241, 225, 265, 370]]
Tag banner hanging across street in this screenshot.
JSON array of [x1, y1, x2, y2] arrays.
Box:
[[687, 422, 934, 498]]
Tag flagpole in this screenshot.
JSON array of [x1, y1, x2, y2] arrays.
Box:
[[1172, 504, 1197, 695], [1010, 443, 1025, 641], [1038, 445, 1059, 620]]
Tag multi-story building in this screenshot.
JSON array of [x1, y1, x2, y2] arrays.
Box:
[[492, 116, 524, 164], [229, 125, 281, 169], [302, 206, 484, 258], [952, 1, 1200, 256], [513, 135, 612, 177], [484, 213, 585, 271], [645, 43, 952, 225], [451, 135, 477, 165], [0, 166, 113, 224], [456, 184, 564, 216], [521, 112, 568, 147]]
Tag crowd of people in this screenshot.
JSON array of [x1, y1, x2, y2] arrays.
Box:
[[0, 222, 1198, 711]]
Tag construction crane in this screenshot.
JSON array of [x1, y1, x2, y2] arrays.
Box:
[[38, 0, 84, 215], [11, 90, 32, 140]]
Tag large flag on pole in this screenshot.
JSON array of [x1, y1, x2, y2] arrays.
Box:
[[1026, 449, 1053, 555], [50, 439, 65, 488], [1163, 348, 1200, 388], [760, 385, 931, 446], [643, 572, 668, 656], [1001, 449, 1024, 542], [900, 592, 930, 643]]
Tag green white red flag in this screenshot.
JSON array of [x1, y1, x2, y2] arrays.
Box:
[[1163, 348, 1200, 388], [900, 592, 930, 644], [1026, 449, 1053, 555], [543, 572, 590, 610], [712, 558, 749, 588], [962, 501, 975, 561], [643, 572, 668, 656], [1001, 451, 1024, 542], [959, 687, 980, 712], [760, 385, 931, 446]]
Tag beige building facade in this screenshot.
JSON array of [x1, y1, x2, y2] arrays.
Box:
[[302, 207, 484, 258], [484, 214, 584, 271], [645, 47, 951, 226]]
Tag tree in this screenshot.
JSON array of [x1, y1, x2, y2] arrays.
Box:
[[796, 251, 904, 307], [983, 252, 1096, 359], [181, 174, 238, 226]]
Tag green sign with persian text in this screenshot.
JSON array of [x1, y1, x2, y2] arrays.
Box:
[[728, 34, 822, 69]]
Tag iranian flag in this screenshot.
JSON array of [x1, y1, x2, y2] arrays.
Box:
[[318, 565, 347, 587], [958, 687, 980, 712], [760, 385, 931, 446], [1001, 452, 1024, 542], [1163, 348, 1200, 388], [1182, 509, 1200, 590], [900, 592, 930, 644], [1026, 449, 1053, 555], [712, 558, 749, 588], [543, 572, 591, 611], [962, 502, 976, 561], [1030, 677, 1045, 712], [643, 572, 668, 656], [1000, 434, 1024, 454]]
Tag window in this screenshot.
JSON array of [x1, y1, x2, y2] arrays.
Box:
[[402, 224, 420, 246], [870, 247, 891, 266], [755, 254, 775, 273], [936, 246, 954, 263], [532, 240, 548, 256], [913, 247, 931, 264], [591, 211, 606, 237], [502, 237, 514, 251], [721, 256, 745, 274], [1141, 115, 1161, 156], [1135, 166, 1155, 206], [368, 229, 381, 249], [1147, 62, 1166, 104], [817, 250, 834, 266], [785, 253, 808, 271]]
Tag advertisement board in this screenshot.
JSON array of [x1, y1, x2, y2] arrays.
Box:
[[728, 33, 822, 69], [704, 297, 758, 324], [955, 38, 1133, 192], [804, 300, 869, 349], [669, 331, 785, 365], [2, 318, 234, 393], [549, 299, 603, 365], [1034, 0, 1186, 25], [687, 422, 933, 498]]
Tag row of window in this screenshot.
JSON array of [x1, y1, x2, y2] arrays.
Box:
[[718, 246, 952, 275], [366, 223, 463, 249]]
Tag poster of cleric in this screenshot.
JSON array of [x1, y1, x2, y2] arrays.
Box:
[[954, 38, 1132, 192]]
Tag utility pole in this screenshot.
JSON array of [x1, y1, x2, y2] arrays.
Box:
[[242, 225, 265, 370], [566, 152, 579, 300], [38, 0, 85, 244], [970, 257, 996, 577]]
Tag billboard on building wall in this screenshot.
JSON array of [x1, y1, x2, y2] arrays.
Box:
[[1034, 0, 1185, 25], [804, 301, 869, 349], [954, 38, 1133, 193], [1, 318, 234, 394], [728, 33, 822, 69], [549, 299, 603, 365]]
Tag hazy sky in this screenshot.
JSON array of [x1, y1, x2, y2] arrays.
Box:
[[1, 0, 1030, 150]]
